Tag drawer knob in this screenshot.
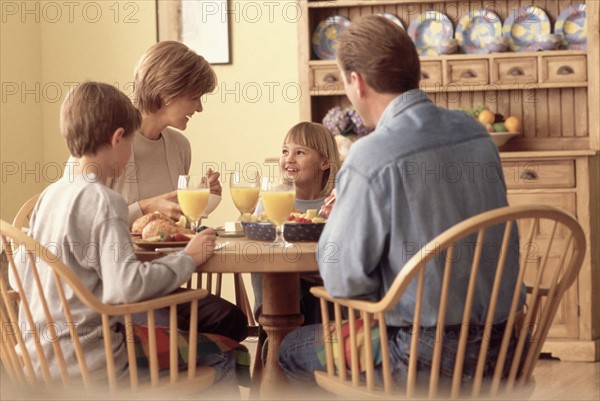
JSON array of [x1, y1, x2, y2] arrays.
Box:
[[421, 71, 430, 80], [508, 67, 525, 76], [323, 73, 338, 83], [460, 69, 478, 79], [520, 169, 538, 181], [557, 66, 575, 75]]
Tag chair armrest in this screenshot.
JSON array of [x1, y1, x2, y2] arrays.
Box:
[[310, 286, 382, 314], [106, 288, 209, 315]]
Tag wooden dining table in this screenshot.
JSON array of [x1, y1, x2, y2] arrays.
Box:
[[136, 237, 319, 397]]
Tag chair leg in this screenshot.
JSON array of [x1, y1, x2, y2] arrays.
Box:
[[249, 335, 265, 398], [234, 274, 259, 335]]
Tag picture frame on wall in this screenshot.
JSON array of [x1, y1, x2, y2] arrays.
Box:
[[157, 0, 231, 65]]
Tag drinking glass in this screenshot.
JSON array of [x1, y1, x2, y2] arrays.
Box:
[[260, 176, 295, 247], [230, 170, 261, 220], [177, 175, 210, 232]]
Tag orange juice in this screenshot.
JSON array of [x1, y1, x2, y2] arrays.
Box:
[[262, 191, 295, 226], [231, 187, 260, 214], [177, 189, 210, 222]]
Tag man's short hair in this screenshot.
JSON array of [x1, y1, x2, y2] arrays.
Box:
[[60, 81, 141, 157], [337, 15, 421, 94]]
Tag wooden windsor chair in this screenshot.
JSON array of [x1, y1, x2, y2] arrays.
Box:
[[310, 205, 586, 399], [0, 220, 217, 398], [11, 193, 257, 334]]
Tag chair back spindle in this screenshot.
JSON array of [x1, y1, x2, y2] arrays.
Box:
[[310, 205, 586, 399]]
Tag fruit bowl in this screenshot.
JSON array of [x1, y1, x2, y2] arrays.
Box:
[[284, 222, 326, 242], [241, 222, 326, 242], [241, 222, 276, 241], [490, 132, 520, 147]]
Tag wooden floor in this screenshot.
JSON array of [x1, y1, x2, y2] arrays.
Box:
[[1, 339, 598, 400], [527, 355, 599, 401]]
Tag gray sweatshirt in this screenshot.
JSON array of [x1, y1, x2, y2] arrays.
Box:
[[11, 174, 196, 380]]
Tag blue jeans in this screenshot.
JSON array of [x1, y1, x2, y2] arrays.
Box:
[[279, 322, 515, 388]]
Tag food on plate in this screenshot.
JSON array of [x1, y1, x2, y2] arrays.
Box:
[[131, 211, 169, 234], [132, 211, 194, 242], [241, 208, 326, 224]]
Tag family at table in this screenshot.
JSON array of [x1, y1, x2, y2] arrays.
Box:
[[14, 14, 523, 398]]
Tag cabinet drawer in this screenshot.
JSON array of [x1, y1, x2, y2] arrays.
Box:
[[446, 60, 488, 85], [420, 61, 443, 89], [541, 55, 587, 84], [491, 57, 537, 84], [310, 66, 343, 93], [502, 160, 575, 189]]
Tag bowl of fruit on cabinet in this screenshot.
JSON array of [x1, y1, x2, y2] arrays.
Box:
[[462, 106, 521, 147]]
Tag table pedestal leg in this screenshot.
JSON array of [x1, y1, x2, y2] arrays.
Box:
[[258, 272, 304, 397]]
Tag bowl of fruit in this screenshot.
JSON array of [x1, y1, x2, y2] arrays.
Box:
[[283, 211, 326, 242], [241, 210, 326, 242], [241, 221, 276, 241], [461, 105, 521, 148]]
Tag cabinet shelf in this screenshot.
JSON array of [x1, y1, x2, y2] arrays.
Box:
[[307, 0, 447, 7], [309, 50, 588, 95], [299, 0, 600, 361]]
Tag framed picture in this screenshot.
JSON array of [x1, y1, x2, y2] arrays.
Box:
[[157, 0, 231, 64]]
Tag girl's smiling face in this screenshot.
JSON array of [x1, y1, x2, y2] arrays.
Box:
[[280, 142, 329, 193]]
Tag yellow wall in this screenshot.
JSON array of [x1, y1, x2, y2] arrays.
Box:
[[1, 1, 300, 225], [1, 2, 45, 220], [1, 0, 302, 306]]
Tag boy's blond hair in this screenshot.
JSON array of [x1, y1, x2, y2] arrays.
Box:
[[133, 41, 217, 113], [284, 122, 341, 197], [338, 15, 420, 94], [60, 82, 141, 157]]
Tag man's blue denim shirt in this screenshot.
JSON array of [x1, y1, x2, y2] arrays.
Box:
[[318, 89, 524, 327]]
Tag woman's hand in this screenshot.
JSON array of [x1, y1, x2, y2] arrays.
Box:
[[184, 227, 217, 265], [206, 168, 222, 196], [138, 191, 183, 221]]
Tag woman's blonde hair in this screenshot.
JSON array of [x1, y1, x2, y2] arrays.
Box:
[[133, 41, 217, 113], [61, 81, 141, 157], [283, 122, 341, 197]]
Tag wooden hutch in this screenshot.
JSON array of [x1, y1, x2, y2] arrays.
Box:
[[298, 0, 599, 361]]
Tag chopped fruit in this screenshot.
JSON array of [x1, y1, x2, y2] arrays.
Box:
[[144, 235, 162, 242], [176, 215, 187, 227], [305, 209, 317, 219], [171, 233, 191, 242]]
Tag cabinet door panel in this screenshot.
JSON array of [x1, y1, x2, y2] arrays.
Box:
[[507, 192, 579, 339]]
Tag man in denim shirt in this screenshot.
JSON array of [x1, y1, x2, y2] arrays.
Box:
[[279, 15, 524, 387]]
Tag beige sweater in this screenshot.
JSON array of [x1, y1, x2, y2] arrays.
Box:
[[110, 127, 192, 223]]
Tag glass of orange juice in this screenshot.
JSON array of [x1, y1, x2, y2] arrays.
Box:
[[261, 175, 295, 247], [230, 170, 261, 220], [177, 175, 210, 232]]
